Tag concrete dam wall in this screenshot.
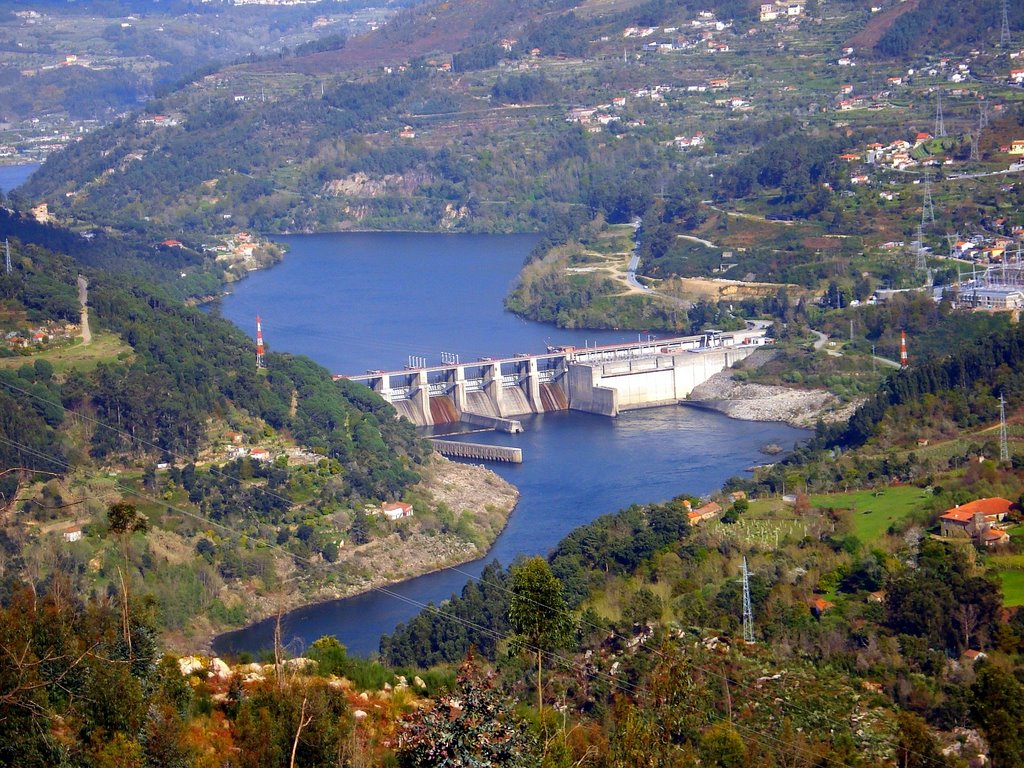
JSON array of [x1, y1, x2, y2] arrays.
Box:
[[343, 330, 770, 427]]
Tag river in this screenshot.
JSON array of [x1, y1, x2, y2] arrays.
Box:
[[212, 232, 808, 657], [0, 163, 39, 194]]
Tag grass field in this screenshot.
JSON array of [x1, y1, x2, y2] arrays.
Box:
[[809, 486, 932, 542], [0, 332, 131, 374], [999, 570, 1024, 607]]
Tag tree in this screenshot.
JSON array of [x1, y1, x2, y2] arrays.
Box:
[[107, 501, 148, 653], [508, 556, 572, 713], [895, 711, 949, 768], [348, 509, 370, 545], [972, 663, 1024, 767], [396, 654, 538, 768]]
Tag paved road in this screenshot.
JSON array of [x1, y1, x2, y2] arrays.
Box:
[[626, 217, 648, 291]]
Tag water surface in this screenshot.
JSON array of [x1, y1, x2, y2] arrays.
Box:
[[213, 231, 807, 656], [0, 163, 39, 194]]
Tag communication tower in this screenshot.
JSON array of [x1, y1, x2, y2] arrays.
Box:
[[256, 315, 266, 369], [900, 330, 909, 368], [4, 238, 10, 275], [741, 557, 755, 644], [1001, 393, 1011, 464]]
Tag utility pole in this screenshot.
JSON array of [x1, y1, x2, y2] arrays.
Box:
[[971, 108, 983, 162], [741, 557, 755, 644], [922, 176, 935, 225], [1001, 392, 1011, 464]]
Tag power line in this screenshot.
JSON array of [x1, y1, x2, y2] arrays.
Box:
[[3, 377, 870, 745], [0, 431, 891, 768], [0, 378, 955, 766]]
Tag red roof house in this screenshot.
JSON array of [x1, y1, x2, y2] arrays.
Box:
[[940, 497, 1013, 538]]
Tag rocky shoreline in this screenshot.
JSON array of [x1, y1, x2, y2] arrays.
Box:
[[685, 369, 857, 429]]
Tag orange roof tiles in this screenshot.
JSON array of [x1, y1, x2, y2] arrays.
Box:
[[941, 497, 1013, 523]]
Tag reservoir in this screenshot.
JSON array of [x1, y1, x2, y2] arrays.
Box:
[[213, 232, 807, 656], [0, 163, 39, 194]]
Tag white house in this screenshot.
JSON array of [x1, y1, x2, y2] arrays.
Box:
[[382, 501, 414, 521]]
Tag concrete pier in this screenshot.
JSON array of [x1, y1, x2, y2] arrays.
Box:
[[431, 439, 523, 463]]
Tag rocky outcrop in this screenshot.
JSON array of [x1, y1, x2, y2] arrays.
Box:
[[686, 370, 856, 428]]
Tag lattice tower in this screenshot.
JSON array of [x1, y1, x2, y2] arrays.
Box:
[[741, 557, 755, 644]]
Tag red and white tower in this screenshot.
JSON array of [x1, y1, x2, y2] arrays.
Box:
[[899, 330, 908, 368], [256, 315, 266, 369]]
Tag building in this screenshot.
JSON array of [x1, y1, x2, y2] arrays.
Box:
[[686, 500, 721, 525], [939, 497, 1013, 539], [961, 286, 1024, 311], [63, 527, 83, 543], [382, 501, 414, 521]]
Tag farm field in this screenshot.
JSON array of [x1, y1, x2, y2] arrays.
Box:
[[810, 486, 932, 542], [0, 332, 131, 374], [998, 569, 1024, 608]]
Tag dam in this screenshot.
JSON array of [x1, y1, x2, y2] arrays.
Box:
[[341, 328, 769, 427]]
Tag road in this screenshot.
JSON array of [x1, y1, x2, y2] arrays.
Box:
[[77, 275, 91, 345], [812, 329, 901, 367], [626, 217, 648, 292]]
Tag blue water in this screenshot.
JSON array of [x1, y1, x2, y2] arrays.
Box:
[[0, 163, 39, 194], [212, 232, 808, 657], [218, 232, 643, 375]]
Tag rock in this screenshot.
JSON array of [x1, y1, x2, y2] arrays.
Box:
[[686, 368, 844, 428], [413, 676, 426, 689], [178, 656, 206, 677], [209, 657, 231, 678], [353, 710, 368, 720]]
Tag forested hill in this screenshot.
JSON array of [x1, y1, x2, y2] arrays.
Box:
[[821, 319, 1024, 451], [14, 0, 751, 240], [0, 210, 428, 507], [874, 0, 1024, 57]]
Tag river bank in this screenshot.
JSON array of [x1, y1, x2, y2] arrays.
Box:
[[686, 367, 857, 428], [182, 455, 518, 655]]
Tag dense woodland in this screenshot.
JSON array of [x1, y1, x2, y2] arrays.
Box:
[[11, 0, 1024, 764]]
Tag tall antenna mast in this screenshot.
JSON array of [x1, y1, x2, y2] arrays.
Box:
[[934, 89, 946, 138], [741, 557, 755, 644], [4, 238, 10, 275], [900, 330, 909, 368], [256, 315, 266, 369], [1002, 0, 1012, 47], [1001, 392, 1011, 464]]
